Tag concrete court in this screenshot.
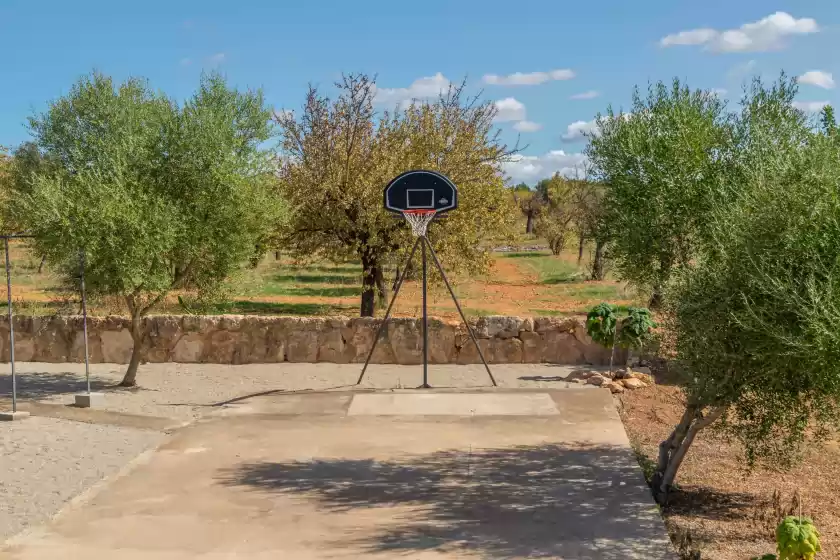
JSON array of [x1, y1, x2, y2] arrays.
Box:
[[0, 387, 675, 560]]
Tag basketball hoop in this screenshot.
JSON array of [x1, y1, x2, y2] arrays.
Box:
[[402, 209, 437, 237]]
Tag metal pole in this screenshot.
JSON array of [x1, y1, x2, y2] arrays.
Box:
[[5, 238, 16, 412], [420, 237, 430, 388], [80, 249, 91, 395], [356, 237, 422, 385], [424, 237, 497, 387]]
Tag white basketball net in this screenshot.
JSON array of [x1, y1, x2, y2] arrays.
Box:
[[402, 210, 436, 237]]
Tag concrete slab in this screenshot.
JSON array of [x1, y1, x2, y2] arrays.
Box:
[[0, 390, 675, 559], [348, 392, 560, 416], [0, 410, 30, 421], [73, 392, 104, 409]]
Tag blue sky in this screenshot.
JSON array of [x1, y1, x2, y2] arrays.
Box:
[[2, 0, 838, 184]]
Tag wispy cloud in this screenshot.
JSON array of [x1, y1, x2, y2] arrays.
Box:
[[494, 98, 527, 122], [206, 52, 226, 65], [503, 150, 588, 183], [483, 69, 575, 86], [660, 12, 818, 53], [562, 119, 599, 142], [570, 90, 600, 100], [513, 120, 542, 132], [798, 70, 835, 90], [373, 73, 450, 107], [793, 100, 831, 112]]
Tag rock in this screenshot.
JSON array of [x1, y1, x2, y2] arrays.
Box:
[[586, 374, 607, 386], [631, 366, 652, 375], [428, 321, 457, 364], [492, 337, 523, 363], [604, 381, 625, 394], [614, 368, 630, 380], [621, 377, 647, 390], [100, 329, 134, 363], [566, 369, 596, 381], [541, 331, 585, 363], [171, 333, 204, 363], [475, 316, 524, 339], [568, 378, 584, 384], [388, 319, 423, 365], [286, 319, 321, 362], [629, 371, 655, 385], [318, 328, 349, 363], [456, 335, 493, 364], [519, 331, 543, 363]]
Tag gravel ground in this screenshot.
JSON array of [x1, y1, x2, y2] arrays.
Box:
[[1, 362, 601, 421], [0, 416, 164, 543]]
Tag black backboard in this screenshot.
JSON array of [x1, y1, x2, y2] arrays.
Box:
[[383, 170, 458, 214]]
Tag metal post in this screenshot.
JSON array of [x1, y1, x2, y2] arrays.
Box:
[[5, 238, 16, 412], [420, 237, 430, 388], [80, 249, 91, 395], [424, 237, 497, 387], [356, 237, 422, 385]]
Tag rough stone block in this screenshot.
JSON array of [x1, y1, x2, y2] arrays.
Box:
[[492, 337, 523, 363], [171, 333, 204, 363], [100, 329, 135, 364], [542, 331, 585, 363], [388, 320, 423, 365], [520, 331, 543, 363], [456, 336, 493, 364]]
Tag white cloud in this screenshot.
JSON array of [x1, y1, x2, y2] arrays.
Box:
[[798, 70, 835, 90], [660, 12, 819, 53], [562, 119, 599, 142], [513, 120, 542, 132], [206, 52, 226, 65], [503, 150, 588, 183], [570, 90, 600, 100], [483, 69, 575, 86], [494, 98, 527, 122], [793, 100, 831, 112], [373, 73, 450, 106]]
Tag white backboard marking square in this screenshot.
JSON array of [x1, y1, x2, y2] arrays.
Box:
[[347, 393, 559, 416]]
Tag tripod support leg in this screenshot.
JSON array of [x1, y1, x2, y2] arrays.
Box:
[[423, 237, 497, 387], [356, 236, 422, 385]]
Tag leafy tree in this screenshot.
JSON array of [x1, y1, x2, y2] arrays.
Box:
[[651, 76, 840, 503], [534, 174, 575, 255], [11, 71, 282, 386], [275, 73, 519, 317], [512, 188, 542, 234], [586, 78, 732, 307], [511, 182, 530, 192]]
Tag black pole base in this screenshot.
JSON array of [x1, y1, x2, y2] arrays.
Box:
[[417, 383, 433, 389]]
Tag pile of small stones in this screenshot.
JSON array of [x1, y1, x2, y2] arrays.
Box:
[[567, 365, 655, 394], [493, 245, 548, 252]]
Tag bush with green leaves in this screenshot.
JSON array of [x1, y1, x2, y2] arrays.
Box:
[[751, 516, 822, 560], [585, 303, 656, 351]]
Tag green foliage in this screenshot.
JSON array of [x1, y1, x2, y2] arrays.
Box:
[[776, 516, 821, 559], [585, 302, 618, 348], [586, 303, 656, 350], [10, 71, 283, 383], [586, 78, 732, 306], [617, 306, 657, 350], [534, 174, 575, 255]]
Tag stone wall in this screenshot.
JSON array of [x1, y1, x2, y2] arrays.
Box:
[[0, 315, 624, 366]]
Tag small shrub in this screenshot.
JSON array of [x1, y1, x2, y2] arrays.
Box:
[[618, 306, 658, 350], [751, 515, 822, 560], [585, 302, 618, 347]]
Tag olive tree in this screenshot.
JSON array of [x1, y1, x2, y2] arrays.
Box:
[[12, 72, 282, 386], [651, 76, 840, 503], [533, 174, 576, 255], [586, 79, 732, 307], [275, 73, 518, 317]]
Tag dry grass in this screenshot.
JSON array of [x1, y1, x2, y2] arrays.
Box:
[[619, 374, 840, 559]]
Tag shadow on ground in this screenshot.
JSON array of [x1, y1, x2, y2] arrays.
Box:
[[0, 371, 123, 400], [218, 443, 672, 559]]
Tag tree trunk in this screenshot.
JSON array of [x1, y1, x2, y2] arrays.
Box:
[[651, 403, 727, 503], [275, 251, 281, 260], [360, 254, 376, 317], [392, 267, 401, 291], [591, 240, 606, 280], [649, 286, 664, 309], [119, 314, 144, 387], [38, 255, 46, 274], [577, 233, 585, 265], [374, 264, 388, 309], [525, 211, 534, 234]]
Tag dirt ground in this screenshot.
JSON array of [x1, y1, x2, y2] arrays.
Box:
[[619, 378, 840, 560]]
